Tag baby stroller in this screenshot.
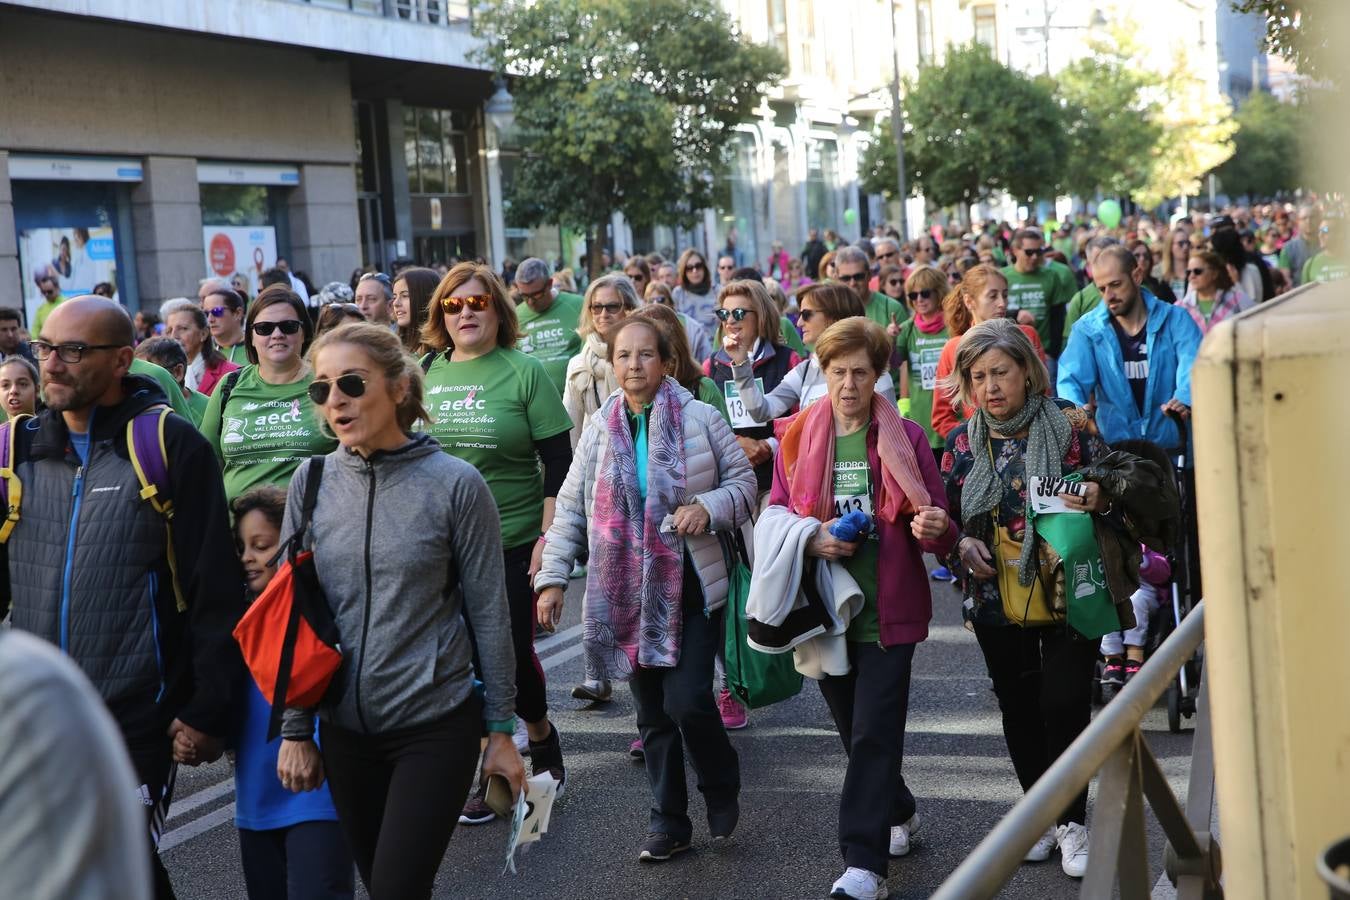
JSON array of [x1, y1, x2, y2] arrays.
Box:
[[1091, 415, 1203, 733]]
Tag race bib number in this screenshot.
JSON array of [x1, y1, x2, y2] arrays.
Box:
[[1027, 475, 1088, 515], [832, 459, 874, 520], [724, 377, 765, 429], [918, 347, 942, 391]]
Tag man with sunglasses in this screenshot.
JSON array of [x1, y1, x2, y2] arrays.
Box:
[[513, 257, 583, 397], [3, 296, 246, 898], [32, 274, 66, 337], [1001, 228, 1073, 360]]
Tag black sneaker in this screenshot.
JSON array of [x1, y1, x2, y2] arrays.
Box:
[[458, 788, 496, 826], [529, 724, 567, 797], [709, 800, 739, 845], [638, 832, 691, 862]]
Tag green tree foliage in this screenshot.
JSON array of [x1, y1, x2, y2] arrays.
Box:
[[1055, 31, 1163, 198], [1213, 91, 1304, 198], [473, 0, 784, 273], [1231, 0, 1328, 81], [864, 44, 1064, 210]]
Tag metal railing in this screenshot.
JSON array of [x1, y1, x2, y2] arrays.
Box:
[[933, 600, 1222, 900]]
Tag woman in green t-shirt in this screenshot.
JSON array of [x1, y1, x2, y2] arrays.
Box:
[[201, 285, 336, 502], [895, 266, 951, 464], [419, 262, 573, 825]]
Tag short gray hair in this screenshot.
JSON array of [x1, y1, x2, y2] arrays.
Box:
[[874, 237, 900, 255], [943, 318, 1050, 411], [198, 277, 230, 293], [833, 246, 869, 270], [515, 257, 552, 284], [1085, 234, 1121, 261], [159, 298, 195, 321]]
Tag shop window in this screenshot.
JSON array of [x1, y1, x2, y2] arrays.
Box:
[[200, 184, 273, 226], [404, 105, 471, 196], [973, 4, 997, 55]]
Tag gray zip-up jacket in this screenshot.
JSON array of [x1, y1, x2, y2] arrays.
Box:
[[281, 434, 515, 739]]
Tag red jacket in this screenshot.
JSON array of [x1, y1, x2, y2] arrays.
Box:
[[198, 356, 241, 397], [767, 416, 957, 646]]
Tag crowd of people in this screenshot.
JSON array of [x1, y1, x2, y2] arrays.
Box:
[[0, 196, 1327, 900]]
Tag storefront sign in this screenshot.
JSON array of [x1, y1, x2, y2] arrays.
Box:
[[9, 155, 143, 182], [18, 226, 119, 326], [203, 226, 279, 296], [197, 162, 300, 186]]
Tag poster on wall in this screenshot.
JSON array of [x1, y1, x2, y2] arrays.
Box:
[[18, 227, 118, 329], [203, 226, 278, 297]]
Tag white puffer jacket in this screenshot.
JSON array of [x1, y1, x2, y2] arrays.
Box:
[[535, 378, 757, 611]]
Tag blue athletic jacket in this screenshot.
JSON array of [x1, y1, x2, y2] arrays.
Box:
[[1056, 290, 1203, 447]]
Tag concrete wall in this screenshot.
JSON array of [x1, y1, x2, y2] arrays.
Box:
[[131, 157, 205, 303], [0, 8, 355, 164], [0, 154, 19, 309], [288, 164, 361, 290]]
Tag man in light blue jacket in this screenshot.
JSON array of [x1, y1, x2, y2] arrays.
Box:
[[1057, 245, 1203, 448]]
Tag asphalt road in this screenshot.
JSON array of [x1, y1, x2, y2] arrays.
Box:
[[162, 563, 1198, 899]]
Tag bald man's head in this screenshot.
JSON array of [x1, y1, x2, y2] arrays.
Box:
[[45, 295, 136, 347]]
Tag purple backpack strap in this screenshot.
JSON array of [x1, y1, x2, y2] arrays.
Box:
[[127, 406, 184, 610]]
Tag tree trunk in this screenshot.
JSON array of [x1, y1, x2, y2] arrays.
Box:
[[588, 215, 610, 280]]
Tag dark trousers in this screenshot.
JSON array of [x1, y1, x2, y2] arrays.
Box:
[[127, 736, 178, 900], [318, 699, 481, 900], [238, 820, 355, 900], [974, 623, 1099, 825], [628, 569, 740, 842], [502, 541, 549, 724], [818, 640, 918, 876]]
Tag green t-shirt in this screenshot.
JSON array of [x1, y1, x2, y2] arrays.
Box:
[[1001, 265, 1070, 349], [1047, 259, 1078, 302], [515, 291, 583, 397], [184, 387, 209, 427], [866, 292, 905, 332], [1063, 284, 1102, 342], [423, 347, 573, 548], [33, 295, 65, 337], [696, 376, 731, 424], [896, 318, 950, 448], [200, 365, 336, 502], [129, 358, 194, 423], [1302, 252, 1349, 284], [833, 426, 880, 643], [217, 341, 251, 367], [778, 315, 808, 358]]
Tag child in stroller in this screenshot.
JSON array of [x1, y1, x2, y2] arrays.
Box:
[[1098, 546, 1171, 702]]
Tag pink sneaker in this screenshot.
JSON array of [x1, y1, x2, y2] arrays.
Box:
[[628, 738, 645, 761], [718, 690, 748, 730]]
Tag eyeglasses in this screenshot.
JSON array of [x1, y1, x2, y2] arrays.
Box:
[[836, 272, 868, 283], [886, 279, 903, 287], [908, 289, 939, 302], [624, 272, 647, 283], [1174, 239, 1192, 249], [252, 320, 304, 336], [30, 340, 125, 363], [1186, 267, 1208, 277], [589, 302, 624, 315], [685, 262, 706, 272], [513, 287, 550, 303], [441, 294, 492, 315], [718, 263, 735, 271], [715, 307, 753, 322], [1020, 247, 1044, 257], [307, 373, 367, 405], [204, 306, 236, 319]]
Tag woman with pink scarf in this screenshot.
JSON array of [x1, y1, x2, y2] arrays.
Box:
[[533, 317, 756, 865], [768, 317, 956, 900]]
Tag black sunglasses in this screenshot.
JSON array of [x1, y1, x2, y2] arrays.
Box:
[[253, 320, 304, 337], [307, 373, 367, 405], [715, 307, 752, 322], [798, 309, 819, 322], [836, 272, 868, 283], [1186, 267, 1208, 277], [1021, 247, 1044, 256], [907, 289, 936, 301], [685, 262, 706, 272]]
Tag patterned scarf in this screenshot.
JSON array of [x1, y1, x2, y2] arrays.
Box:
[[960, 394, 1072, 585], [585, 377, 687, 679], [780, 391, 931, 525]]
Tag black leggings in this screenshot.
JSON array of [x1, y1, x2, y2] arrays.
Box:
[[318, 698, 481, 900], [974, 623, 1099, 825], [238, 820, 354, 900], [467, 542, 549, 725]]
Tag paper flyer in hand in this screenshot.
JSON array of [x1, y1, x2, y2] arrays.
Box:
[[502, 773, 561, 875], [1027, 476, 1087, 515]]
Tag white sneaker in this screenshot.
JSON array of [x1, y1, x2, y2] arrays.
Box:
[[1024, 826, 1057, 862], [888, 811, 921, 857], [512, 718, 529, 753], [1056, 822, 1090, 878], [829, 867, 889, 900]]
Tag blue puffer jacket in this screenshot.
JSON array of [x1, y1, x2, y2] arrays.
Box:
[[1056, 290, 1203, 447]]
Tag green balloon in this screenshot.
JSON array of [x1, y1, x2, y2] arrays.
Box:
[[1097, 200, 1122, 230], [843, 208, 858, 225]]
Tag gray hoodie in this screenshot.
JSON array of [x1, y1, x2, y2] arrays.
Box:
[[281, 434, 515, 738]]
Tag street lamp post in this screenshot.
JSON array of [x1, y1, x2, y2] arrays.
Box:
[[483, 76, 515, 269], [888, 0, 909, 240]]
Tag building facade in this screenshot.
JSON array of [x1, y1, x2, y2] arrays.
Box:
[[1, 0, 510, 321]]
